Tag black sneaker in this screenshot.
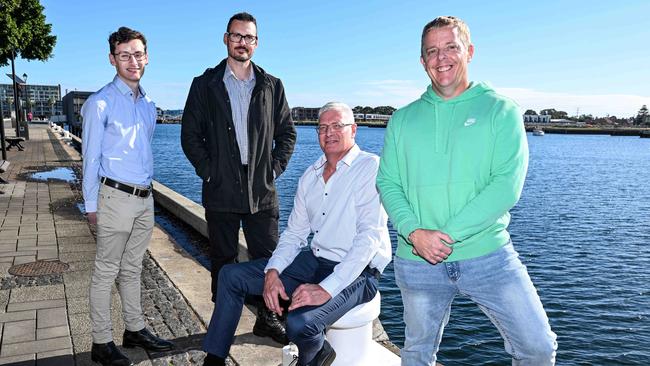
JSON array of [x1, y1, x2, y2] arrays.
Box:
[[253, 306, 289, 345]]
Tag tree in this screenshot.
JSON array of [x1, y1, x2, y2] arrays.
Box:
[[0, 0, 56, 136], [361, 106, 373, 114], [524, 109, 537, 115], [635, 105, 649, 125], [353, 106, 364, 114], [48, 95, 56, 117], [373, 106, 396, 115], [540, 108, 568, 119]]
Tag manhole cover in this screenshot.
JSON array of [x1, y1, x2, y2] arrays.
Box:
[[8, 260, 69, 276]]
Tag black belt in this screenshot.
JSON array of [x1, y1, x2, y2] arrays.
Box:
[[100, 177, 151, 198]]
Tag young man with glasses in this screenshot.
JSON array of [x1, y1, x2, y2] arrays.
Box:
[[82, 26, 174, 366], [376, 16, 557, 365], [202, 102, 391, 366], [181, 12, 296, 345]]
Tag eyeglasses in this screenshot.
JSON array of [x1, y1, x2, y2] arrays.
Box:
[[315, 123, 353, 134], [423, 43, 462, 58], [113, 51, 146, 62], [227, 32, 258, 45]]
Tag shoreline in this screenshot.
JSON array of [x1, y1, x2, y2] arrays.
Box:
[[155, 119, 650, 137], [524, 126, 650, 137]]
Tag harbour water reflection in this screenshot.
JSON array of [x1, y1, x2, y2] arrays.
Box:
[[153, 124, 650, 364]]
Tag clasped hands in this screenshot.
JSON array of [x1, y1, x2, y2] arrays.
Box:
[[409, 229, 455, 265], [263, 269, 331, 316]]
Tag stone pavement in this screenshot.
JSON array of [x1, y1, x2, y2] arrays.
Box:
[[0, 125, 212, 365]]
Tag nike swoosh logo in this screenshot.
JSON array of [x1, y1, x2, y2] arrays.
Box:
[[464, 118, 476, 127]]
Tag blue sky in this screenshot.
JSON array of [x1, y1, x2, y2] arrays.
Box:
[[5, 0, 649, 117]]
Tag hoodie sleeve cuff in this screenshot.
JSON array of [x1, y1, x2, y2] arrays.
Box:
[[401, 221, 421, 245]]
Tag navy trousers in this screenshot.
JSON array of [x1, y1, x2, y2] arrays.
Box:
[[203, 250, 379, 365]]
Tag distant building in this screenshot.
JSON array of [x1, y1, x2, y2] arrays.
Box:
[[1, 83, 62, 119], [62, 91, 92, 135], [362, 113, 390, 122], [523, 114, 551, 124], [549, 119, 574, 125], [291, 107, 319, 121]]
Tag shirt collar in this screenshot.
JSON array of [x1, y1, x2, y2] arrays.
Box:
[[313, 144, 361, 175], [224, 62, 255, 84], [112, 75, 146, 98]]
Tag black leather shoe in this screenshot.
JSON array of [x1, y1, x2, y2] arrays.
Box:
[[91, 341, 133, 366], [253, 306, 289, 345], [306, 340, 336, 366], [122, 328, 174, 352], [203, 353, 226, 366]]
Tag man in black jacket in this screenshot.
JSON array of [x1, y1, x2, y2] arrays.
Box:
[[181, 12, 296, 343]]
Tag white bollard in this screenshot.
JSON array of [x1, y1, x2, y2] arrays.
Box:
[[326, 292, 400, 366], [282, 343, 299, 366]]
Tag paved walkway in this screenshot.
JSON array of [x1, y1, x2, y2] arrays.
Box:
[[0, 125, 213, 365]]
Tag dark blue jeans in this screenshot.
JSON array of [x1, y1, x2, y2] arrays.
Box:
[[203, 250, 379, 365]]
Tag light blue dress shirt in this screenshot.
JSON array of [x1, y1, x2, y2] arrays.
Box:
[[223, 62, 255, 165], [81, 75, 157, 213]]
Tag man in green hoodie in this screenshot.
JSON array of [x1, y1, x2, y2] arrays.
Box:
[[376, 16, 557, 365]]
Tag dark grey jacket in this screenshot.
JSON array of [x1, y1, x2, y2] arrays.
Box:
[[180, 59, 296, 213]]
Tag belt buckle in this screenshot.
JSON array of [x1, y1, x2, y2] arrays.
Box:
[[138, 187, 151, 198]]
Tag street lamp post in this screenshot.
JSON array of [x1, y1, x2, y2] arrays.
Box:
[[11, 49, 21, 138], [22, 73, 28, 122], [0, 94, 6, 160]]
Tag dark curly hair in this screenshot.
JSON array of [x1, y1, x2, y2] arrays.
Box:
[[108, 26, 147, 55]]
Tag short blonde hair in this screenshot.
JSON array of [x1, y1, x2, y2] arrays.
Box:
[[421, 16, 471, 57]]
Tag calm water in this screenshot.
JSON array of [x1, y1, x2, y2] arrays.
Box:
[[152, 124, 650, 365]]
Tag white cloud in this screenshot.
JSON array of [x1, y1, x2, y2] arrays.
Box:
[[495, 87, 650, 118], [353, 80, 424, 108]]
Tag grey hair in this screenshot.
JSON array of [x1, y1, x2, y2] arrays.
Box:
[[318, 102, 354, 124]]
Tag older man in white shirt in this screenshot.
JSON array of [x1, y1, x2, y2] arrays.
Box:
[[202, 102, 392, 366]]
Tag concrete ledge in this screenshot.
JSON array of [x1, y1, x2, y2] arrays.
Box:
[[151, 180, 207, 237], [151, 179, 249, 262]]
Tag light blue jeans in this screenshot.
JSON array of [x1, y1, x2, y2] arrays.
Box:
[[395, 242, 557, 365]]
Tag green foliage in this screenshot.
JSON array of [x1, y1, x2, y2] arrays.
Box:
[[540, 108, 568, 119], [352, 105, 396, 115], [374, 105, 396, 115], [635, 105, 649, 125], [0, 0, 56, 66], [524, 109, 537, 115], [361, 106, 373, 114]]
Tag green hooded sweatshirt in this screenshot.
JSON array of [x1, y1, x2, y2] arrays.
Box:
[[377, 82, 528, 262]]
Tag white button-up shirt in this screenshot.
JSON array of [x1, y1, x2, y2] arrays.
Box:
[[266, 145, 392, 298]]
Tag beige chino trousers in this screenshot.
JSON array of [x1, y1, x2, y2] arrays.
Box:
[[89, 184, 154, 343]]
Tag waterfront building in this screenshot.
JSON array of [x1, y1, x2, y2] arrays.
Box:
[[62, 91, 92, 135], [160, 109, 184, 122], [523, 114, 551, 124], [363, 113, 391, 122], [1, 83, 63, 119], [291, 107, 319, 121]]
